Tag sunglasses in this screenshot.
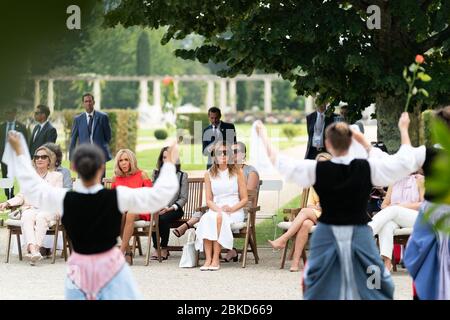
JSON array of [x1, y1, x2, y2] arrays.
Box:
[[33, 155, 49, 160]]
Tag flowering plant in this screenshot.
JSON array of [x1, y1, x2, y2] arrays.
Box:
[[403, 55, 431, 112]]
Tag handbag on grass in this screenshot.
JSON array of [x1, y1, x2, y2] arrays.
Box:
[[179, 229, 197, 268]]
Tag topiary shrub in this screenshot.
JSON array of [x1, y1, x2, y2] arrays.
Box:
[[154, 129, 168, 140], [282, 124, 301, 140]]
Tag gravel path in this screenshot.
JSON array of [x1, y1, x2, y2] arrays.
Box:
[[0, 228, 412, 300]]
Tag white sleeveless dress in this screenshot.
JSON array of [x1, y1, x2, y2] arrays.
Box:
[[195, 169, 245, 251]]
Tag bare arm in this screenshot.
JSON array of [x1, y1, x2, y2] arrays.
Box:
[[229, 170, 248, 213], [246, 171, 259, 191], [380, 186, 392, 209]]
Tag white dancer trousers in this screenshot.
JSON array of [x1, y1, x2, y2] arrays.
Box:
[[369, 205, 418, 258]]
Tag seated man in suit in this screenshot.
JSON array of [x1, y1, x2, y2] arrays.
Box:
[[29, 104, 57, 157], [202, 107, 236, 169], [69, 93, 112, 173], [305, 102, 337, 160], [0, 106, 29, 198]]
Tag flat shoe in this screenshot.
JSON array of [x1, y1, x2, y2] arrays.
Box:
[[208, 266, 220, 271], [200, 266, 210, 271]]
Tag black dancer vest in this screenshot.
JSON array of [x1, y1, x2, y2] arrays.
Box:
[[313, 159, 372, 225], [422, 147, 438, 202], [62, 189, 122, 254]]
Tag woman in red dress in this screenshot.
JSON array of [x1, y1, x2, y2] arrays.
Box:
[[111, 149, 152, 264]]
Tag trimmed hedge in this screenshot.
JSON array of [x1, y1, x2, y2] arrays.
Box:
[[154, 129, 168, 140], [59, 109, 138, 157], [420, 109, 434, 148]]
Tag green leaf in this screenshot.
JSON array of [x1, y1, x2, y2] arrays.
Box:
[[412, 87, 418, 95], [417, 72, 432, 82], [402, 67, 407, 79], [419, 88, 429, 97], [409, 63, 417, 72]]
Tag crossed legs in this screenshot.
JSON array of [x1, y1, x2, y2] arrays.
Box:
[[269, 208, 317, 271]]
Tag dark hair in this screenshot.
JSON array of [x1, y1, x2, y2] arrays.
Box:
[[435, 106, 450, 128], [325, 122, 352, 151], [82, 93, 95, 102], [43, 142, 62, 167], [208, 107, 221, 117], [236, 141, 246, 154], [153, 146, 180, 182], [36, 104, 50, 118], [72, 144, 105, 181]]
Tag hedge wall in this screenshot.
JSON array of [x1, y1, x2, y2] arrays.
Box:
[[420, 109, 435, 148]]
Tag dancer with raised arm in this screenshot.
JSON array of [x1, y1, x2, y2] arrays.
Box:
[[6, 133, 179, 300], [255, 113, 421, 299]]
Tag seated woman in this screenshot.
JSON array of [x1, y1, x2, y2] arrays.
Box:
[[43, 142, 73, 189], [172, 141, 259, 262], [0, 146, 63, 264], [268, 152, 332, 272], [369, 172, 425, 271], [111, 149, 152, 265], [150, 146, 188, 260], [195, 142, 248, 271]]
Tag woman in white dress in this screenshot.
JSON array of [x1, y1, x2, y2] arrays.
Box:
[[195, 143, 248, 271]]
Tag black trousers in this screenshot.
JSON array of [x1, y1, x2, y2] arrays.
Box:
[[1, 163, 14, 199], [153, 207, 184, 248], [305, 146, 326, 160]]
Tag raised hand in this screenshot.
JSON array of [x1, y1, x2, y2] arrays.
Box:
[[166, 141, 179, 165], [7, 131, 23, 155], [398, 112, 410, 132]]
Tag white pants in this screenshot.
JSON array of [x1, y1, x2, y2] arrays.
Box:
[[369, 205, 418, 258], [21, 208, 57, 249]]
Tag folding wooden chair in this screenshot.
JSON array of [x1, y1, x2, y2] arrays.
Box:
[[195, 188, 260, 268], [278, 188, 310, 269], [5, 214, 70, 264], [165, 177, 204, 253], [102, 177, 161, 266]]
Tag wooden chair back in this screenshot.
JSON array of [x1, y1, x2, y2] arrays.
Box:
[[182, 177, 204, 221]]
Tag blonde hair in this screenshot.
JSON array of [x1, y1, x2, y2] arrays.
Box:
[[114, 149, 139, 177], [209, 143, 239, 178], [33, 146, 56, 171]]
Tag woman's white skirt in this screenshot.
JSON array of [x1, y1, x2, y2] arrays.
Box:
[[195, 209, 244, 252]]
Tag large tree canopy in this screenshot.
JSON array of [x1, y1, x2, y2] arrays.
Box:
[[105, 0, 450, 151]]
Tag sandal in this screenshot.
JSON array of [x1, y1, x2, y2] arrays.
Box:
[[172, 222, 191, 238]]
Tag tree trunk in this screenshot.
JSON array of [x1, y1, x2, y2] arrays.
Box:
[[376, 95, 420, 153]]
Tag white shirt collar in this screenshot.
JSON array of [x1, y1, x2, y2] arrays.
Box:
[[330, 153, 354, 165], [39, 120, 48, 128], [73, 182, 103, 194], [86, 111, 95, 118]]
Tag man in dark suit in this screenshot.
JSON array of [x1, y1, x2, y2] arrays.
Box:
[[0, 107, 29, 198], [202, 107, 236, 169], [29, 104, 57, 156], [305, 103, 337, 160], [69, 93, 112, 168]]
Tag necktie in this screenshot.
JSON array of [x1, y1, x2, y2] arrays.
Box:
[[33, 125, 41, 142], [88, 115, 93, 136], [7, 122, 13, 132]]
